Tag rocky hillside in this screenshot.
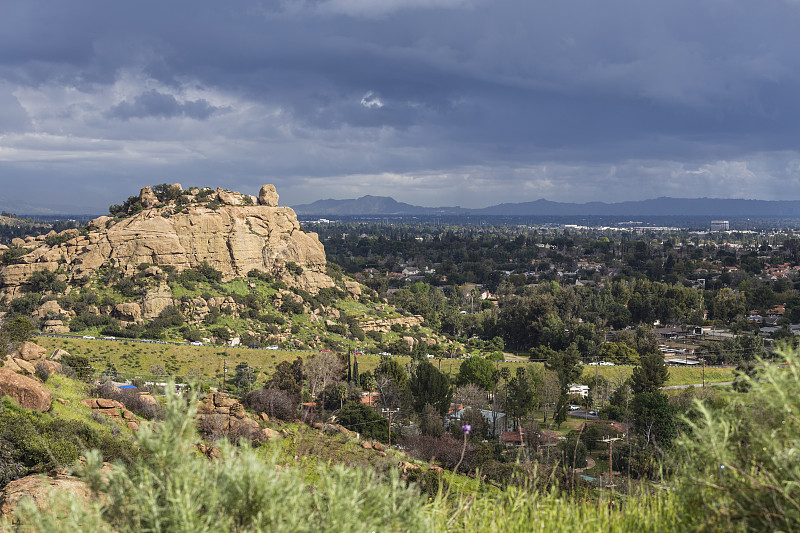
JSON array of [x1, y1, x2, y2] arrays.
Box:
[[0, 184, 333, 305]]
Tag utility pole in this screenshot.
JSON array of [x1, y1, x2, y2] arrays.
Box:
[[601, 436, 622, 504], [222, 358, 227, 392], [382, 408, 399, 446]]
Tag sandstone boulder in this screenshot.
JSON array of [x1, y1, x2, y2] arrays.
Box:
[[344, 280, 362, 298], [50, 348, 69, 361], [258, 184, 279, 207], [0, 473, 91, 521], [14, 342, 46, 362], [139, 186, 158, 208], [39, 360, 62, 374], [0, 368, 52, 411], [259, 427, 283, 442], [36, 299, 65, 319], [11, 358, 36, 375], [114, 302, 142, 322], [42, 320, 69, 334]]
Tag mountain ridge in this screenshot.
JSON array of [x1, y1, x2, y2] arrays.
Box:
[[292, 195, 800, 217]]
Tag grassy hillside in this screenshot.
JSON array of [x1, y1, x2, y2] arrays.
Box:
[[34, 336, 733, 388]]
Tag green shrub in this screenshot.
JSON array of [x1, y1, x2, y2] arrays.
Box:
[[0, 397, 137, 489], [44, 233, 74, 247], [12, 385, 430, 532], [675, 346, 800, 531], [8, 293, 41, 315], [337, 401, 390, 443], [1, 247, 32, 265], [28, 269, 67, 294]]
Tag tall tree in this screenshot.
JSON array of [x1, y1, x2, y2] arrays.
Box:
[[374, 356, 408, 391], [545, 344, 582, 427], [409, 361, 452, 416], [504, 367, 539, 427], [352, 358, 360, 387], [306, 352, 344, 400], [631, 352, 670, 394], [455, 356, 497, 390]]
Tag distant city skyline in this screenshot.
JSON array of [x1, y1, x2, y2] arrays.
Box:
[[1, 1, 799, 214]]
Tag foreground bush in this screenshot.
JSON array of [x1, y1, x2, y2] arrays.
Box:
[[0, 397, 137, 489], [674, 346, 800, 531], [12, 385, 431, 532]]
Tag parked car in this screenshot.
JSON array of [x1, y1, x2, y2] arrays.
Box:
[[82, 335, 95, 340], [568, 404, 580, 411], [599, 361, 616, 366], [265, 345, 279, 350], [190, 341, 203, 346]]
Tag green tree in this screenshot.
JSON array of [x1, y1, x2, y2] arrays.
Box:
[[631, 392, 677, 447], [631, 352, 670, 394], [268, 358, 304, 398], [234, 363, 256, 395], [545, 344, 582, 427], [409, 361, 452, 416], [374, 356, 408, 391], [0, 316, 35, 346], [598, 342, 640, 365], [455, 356, 497, 391], [352, 358, 360, 387], [504, 367, 539, 425]]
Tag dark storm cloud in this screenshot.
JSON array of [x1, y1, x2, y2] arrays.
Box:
[[107, 90, 225, 120], [0, 0, 799, 212]]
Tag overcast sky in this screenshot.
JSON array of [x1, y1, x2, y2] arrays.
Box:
[[1, 0, 800, 213]]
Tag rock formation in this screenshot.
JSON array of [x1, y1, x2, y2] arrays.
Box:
[[0, 184, 334, 304], [0, 368, 52, 411], [2, 342, 62, 377], [0, 473, 92, 521]]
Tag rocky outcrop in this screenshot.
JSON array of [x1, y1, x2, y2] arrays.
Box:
[[80, 397, 141, 431], [0, 473, 92, 521], [196, 392, 264, 440], [0, 368, 52, 411], [359, 315, 425, 333], [0, 184, 334, 304], [3, 343, 62, 377]]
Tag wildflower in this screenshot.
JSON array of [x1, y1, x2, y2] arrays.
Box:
[[462, 424, 471, 435]]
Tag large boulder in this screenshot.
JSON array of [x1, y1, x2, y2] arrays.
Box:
[[49, 348, 69, 361], [114, 302, 142, 322], [0, 368, 52, 411], [0, 473, 92, 521], [139, 186, 159, 208], [258, 184, 279, 207], [14, 342, 46, 362]]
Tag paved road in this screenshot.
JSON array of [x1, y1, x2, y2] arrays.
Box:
[[569, 410, 600, 420], [663, 381, 733, 389]]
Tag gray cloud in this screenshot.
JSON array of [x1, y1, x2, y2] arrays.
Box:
[[0, 0, 798, 212], [107, 90, 225, 120]]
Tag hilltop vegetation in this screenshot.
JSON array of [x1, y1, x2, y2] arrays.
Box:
[[4, 347, 800, 531]]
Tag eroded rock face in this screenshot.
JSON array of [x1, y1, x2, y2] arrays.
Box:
[[0, 184, 333, 304], [0, 368, 52, 411]]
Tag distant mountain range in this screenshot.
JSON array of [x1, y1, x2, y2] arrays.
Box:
[[291, 196, 800, 217]]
